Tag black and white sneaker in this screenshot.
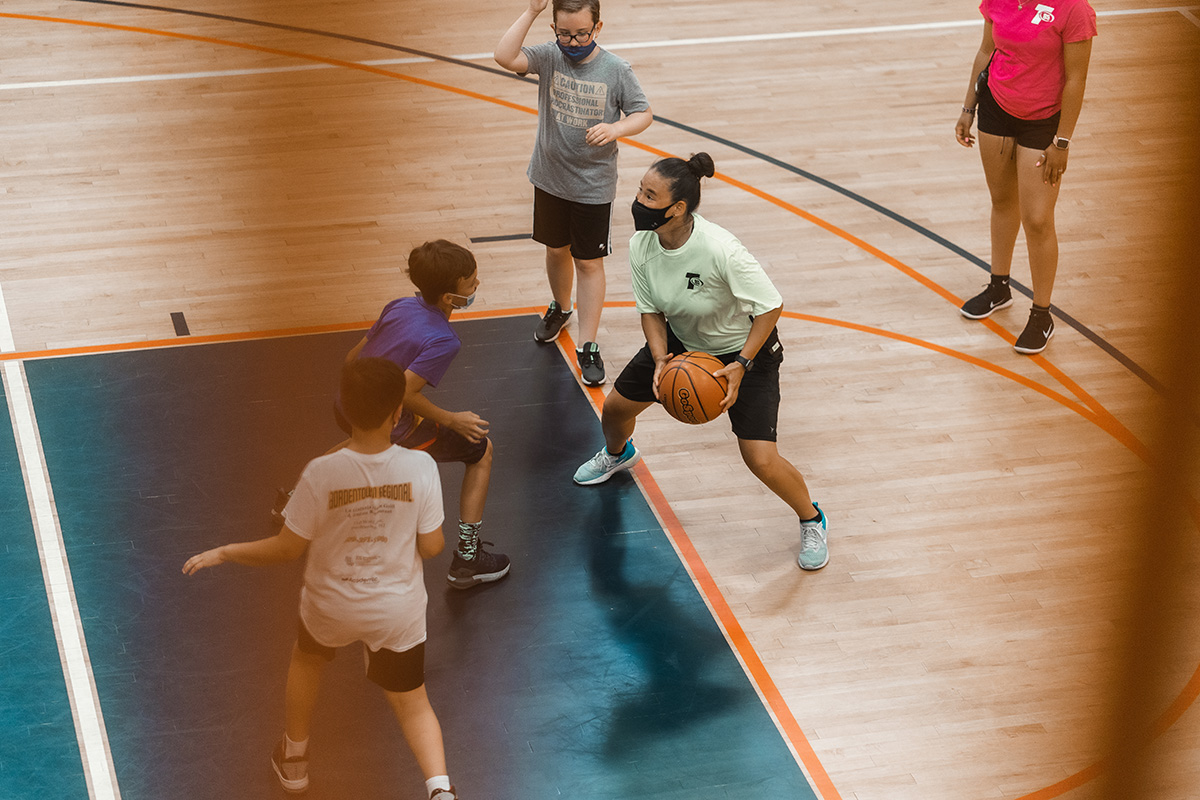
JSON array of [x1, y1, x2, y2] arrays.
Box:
[[960, 280, 1013, 319], [447, 543, 511, 590], [1014, 307, 1054, 354], [577, 342, 606, 386], [534, 302, 572, 343], [271, 739, 309, 794], [430, 788, 459, 800]]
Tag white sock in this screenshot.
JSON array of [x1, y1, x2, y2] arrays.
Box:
[[284, 733, 308, 758], [426, 775, 452, 796]]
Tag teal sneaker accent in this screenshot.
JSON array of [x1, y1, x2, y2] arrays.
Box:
[[573, 441, 640, 485], [797, 502, 828, 571]]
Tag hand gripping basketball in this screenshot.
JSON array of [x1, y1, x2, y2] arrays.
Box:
[[658, 352, 729, 424]]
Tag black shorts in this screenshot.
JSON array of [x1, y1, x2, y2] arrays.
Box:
[[297, 619, 426, 693], [532, 187, 612, 261], [334, 405, 489, 465], [612, 325, 785, 442], [977, 83, 1059, 151]]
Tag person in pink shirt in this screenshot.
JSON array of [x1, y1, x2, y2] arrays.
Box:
[[954, 0, 1097, 354]]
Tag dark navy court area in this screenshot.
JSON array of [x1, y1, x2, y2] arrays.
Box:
[[3, 316, 816, 798]]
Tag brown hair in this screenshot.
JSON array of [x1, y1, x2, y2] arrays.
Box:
[[406, 239, 477, 301], [553, 0, 600, 24]]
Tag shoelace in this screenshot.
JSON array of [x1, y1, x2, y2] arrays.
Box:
[[800, 524, 824, 552]]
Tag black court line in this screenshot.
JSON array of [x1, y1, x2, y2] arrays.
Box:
[[65, 0, 1168, 397], [469, 233, 533, 243]]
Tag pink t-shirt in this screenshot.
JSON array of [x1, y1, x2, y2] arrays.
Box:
[[981, 0, 1097, 120]]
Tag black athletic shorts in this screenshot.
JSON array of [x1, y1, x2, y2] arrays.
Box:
[[612, 325, 785, 442], [334, 405, 488, 465], [532, 186, 612, 261], [977, 83, 1060, 151], [297, 619, 426, 693]]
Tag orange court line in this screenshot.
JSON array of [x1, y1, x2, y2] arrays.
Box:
[[5, 12, 1197, 799]]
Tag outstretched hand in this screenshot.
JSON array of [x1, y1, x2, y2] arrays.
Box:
[[182, 546, 225, 576]]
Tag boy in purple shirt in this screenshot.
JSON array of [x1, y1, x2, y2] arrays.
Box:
[[341, 240, 510, 589]]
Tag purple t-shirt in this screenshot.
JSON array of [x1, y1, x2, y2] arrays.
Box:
[[356, 296, 460, 439]]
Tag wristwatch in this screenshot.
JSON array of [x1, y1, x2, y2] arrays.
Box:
[[734, 354, 754, 372], [1053, 136, 1070, 150]]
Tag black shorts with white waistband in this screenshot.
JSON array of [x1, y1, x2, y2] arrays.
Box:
[[532, 187, 612, 261]]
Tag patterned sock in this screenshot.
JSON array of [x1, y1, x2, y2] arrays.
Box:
[[458, 520, 481, 560]]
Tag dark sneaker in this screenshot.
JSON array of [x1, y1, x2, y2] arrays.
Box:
[[447, 543, 511, 590], [271, 739, 309, 794], [960, 280, 1013, 319], [271, 488, 292, 525], [577, 342, 606, 386], [1014, 307, 1054, 354], [430, 789, 459, 800], [534, 301, 572, 343]]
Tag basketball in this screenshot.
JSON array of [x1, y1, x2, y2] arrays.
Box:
[[659, 352, 729, 425]]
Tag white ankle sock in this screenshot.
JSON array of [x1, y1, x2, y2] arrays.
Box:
[[426, 775, 452, 796], [284, 733, 308, 758]]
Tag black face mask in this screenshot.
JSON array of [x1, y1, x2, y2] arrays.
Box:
[[631, 199, 675, 231]]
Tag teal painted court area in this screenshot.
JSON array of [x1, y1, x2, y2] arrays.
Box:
[[1, 316, 817, 798]]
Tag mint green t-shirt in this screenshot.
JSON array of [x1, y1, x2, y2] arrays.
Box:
[[629, 214, 783, 355]]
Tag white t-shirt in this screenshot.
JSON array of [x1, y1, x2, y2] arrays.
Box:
[[630, 214, 783, 355], [283, 446, 444, 653]]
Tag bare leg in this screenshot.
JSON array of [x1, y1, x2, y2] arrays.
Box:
[[1015, 145, 1063, 306], [383, 684, 447, 780], [601, 391, 653, 454], [545, 245, 575, 310], [459, 438, 492, 524], [573, 256, 606, 344], [978, 132, 1022, 279], [284, 643, 326, 742], [737, 438, 818, 519]]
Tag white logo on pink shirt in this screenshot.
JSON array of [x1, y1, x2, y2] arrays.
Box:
[[1031, 4, 1055, 24]]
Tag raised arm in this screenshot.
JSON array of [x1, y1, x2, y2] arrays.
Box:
[[495, 0, 550, 73], [182, 526, 309, 575]]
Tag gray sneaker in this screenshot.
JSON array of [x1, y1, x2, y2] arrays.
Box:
[[534, 301, 572, 343], [797, 503, 829, 571], [574, 441, 640, 485], [271, 739, 309, 794]]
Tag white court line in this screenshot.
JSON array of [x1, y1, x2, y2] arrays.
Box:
[[0, 283, 121, 800], [1, 6, 1197, 92]]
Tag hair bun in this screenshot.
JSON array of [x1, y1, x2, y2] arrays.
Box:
[[686, 152, 715, 179]]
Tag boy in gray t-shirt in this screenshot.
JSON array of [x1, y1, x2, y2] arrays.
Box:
[[495, 0, 653, 387]]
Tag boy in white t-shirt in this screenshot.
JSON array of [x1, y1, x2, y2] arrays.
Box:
[[183, 358, 460, 800]]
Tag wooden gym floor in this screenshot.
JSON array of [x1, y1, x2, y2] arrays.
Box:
[[1, 1, 1197, 798]]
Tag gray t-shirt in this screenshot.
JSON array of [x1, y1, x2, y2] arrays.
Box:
[[521, 41, 650, 205]]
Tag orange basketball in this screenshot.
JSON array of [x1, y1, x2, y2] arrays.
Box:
[[659, 352, 729, 425]]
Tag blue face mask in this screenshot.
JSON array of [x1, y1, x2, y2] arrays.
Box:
[[557, 39, 597, 62], [448, 291, 476, 309]]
